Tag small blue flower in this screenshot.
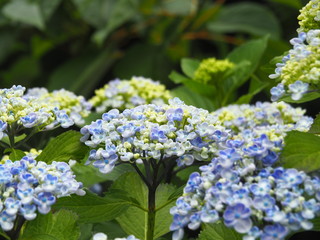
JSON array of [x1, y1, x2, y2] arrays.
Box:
[[261, 224, 288, 240], [223, 203, 252, 233], [288, 80, 309, 101]]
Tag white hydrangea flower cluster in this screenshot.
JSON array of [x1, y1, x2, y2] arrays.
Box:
[[0, 85, 91, 143], [89, 76, 171, 113]]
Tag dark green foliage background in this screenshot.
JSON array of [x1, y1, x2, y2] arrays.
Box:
[[0, 0, 308, 102]]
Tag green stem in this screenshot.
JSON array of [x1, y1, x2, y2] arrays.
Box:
[[146, 187, 156, 240]]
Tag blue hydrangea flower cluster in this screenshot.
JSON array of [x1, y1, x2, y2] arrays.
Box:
[[93, 233, 140, 240], [269, 30, 320, 101], [0, 85, 91, 142], [170, 166, 320, 240], [0, 156, 84, 231], [170, 103, 315, 240], [80, 98, 227, 173]]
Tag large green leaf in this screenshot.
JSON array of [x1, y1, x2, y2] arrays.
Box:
[[72, 162, 134, 187], [39, 0, 62, 20], [53, 190, 131, 223], [93, 221, 127, 239], [72, 0, 113, 27], [207, 2, 281, 39], [309, 114, 320, 134], [198, 223, 242, 240], [93, 0, 140, 44], [5, 148, 26, 161], [159, 0, 197, 16], [35, 130, 89, 164], [227, 36, 269, 72], [279, 92, 320, 104], [20, 210, 80, 240], [171, 86, 215, 111], [114, 172, 178, 240], [2, 0, 44, 29], [236, 75, 269, 104], [281, 131, 320, 172], [181, 58, 200, 79]]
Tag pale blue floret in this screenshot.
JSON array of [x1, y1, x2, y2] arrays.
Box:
[[261, 224, 288, 240], [223, 203, 252, 233], [270, 84, 285, 101], [288, 80, 309, 100]]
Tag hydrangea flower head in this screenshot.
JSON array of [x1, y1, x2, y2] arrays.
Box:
[[81, 98, 228, 173], [170, 102, 314, 240], [298, 0, 320, 33], [194, 58, 234, 84], [269, 30, 320, 101], [0, 156, 84, 231], [0, 85, 91, 142], [89, 76, 171, 113]]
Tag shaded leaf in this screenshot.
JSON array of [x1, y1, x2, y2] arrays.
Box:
[[114, 172, 177, 239], [207, 2, 281, 39], [20, 209, 80, 240], [181, 58, 200, 79], [198, 222, 242, 240], [72, 162, 134, 187], [54, 190, 131, 223], [279, 92, 320, 103], [36, 130, 89, 164], [309, 114, 320, 134], [269, 0, 302, 9], [2, 0, 44, 29], [160, 0, 197, 16], [281, 131, 320, 172], [93, 0, 140, 44], [171, 86, 215, 111], [7, 148, 26, 161]]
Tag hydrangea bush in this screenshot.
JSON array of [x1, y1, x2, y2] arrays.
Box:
[[0, 1, 320, 240]]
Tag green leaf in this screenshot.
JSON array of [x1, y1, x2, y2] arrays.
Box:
[[114, 172, 177, 239], [171, 86, 215, 111], [2, 0, 45, 30], [236, 76, 269, 104], [169, 70, 190, 84], [269, 0, 302, 9], [207, 2, 281, 39], [20, 209, 80, 240], [309, 114, 320, 134], [35, 130, 89, 164], [227, 36, 269, 72], [78, 223, 93, 240], [0, 230, 10, 240], [281, 131, 320, 172], [279, 92, 320, 103], [312, 217, 320, 231], [6, 148, 26, 161], [93, 221, 127, 239], [72, 162, 134, 187], [93, 0, 140, 44], [72, 0, 113, 27], [198, 223, 242, 240], [160, 0, 197, 16], [53, 190, 131, 223], [181, 58, 200, 79], [39, 0, 62, 20]]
